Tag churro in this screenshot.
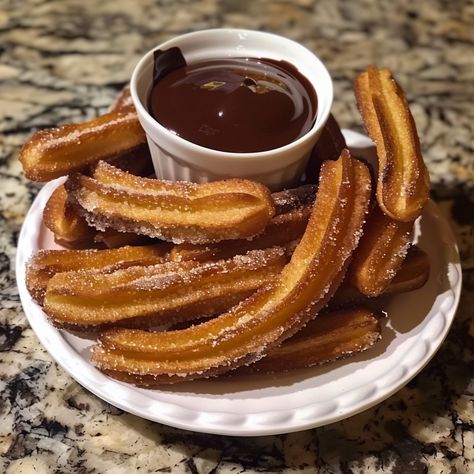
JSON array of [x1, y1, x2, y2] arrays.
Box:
[[90, 150, 371, 384], [20, 108, 146, 182], [66, 161, 276, 244], [235, 307, 381, 374], [43, 184, 97, 249], [26, 244, 170, 304], [348, 205, 413, 296], [43, 247, 287, 330], [354, 66, 429, 222], [333, 246, 430, 306], [92, 229, 154, 249], [43, 144, 153, 251], [43, 184, 153, 250], [383, 246, 430, 295]]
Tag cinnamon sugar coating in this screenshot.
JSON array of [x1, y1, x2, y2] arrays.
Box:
[[90, 151, 372, 384], [354, 66, 430, 222], [348, 205, 414, 296], [233, 306, 381, 375], [20, 107, 146, 181], [66, 161, 276, 244], [43, 247, 287, 330], [43, 184, 97, 249], [26, 244, 170, 304]]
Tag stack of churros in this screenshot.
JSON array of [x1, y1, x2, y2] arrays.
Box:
[[21, 66, 430, 386]]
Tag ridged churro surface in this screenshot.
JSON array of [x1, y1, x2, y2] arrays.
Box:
[[43, 247, 287, 330], [20, 108, 146, 181], [354, 66, 430, 222], [91, 151, 372, 383], [66, 161, 276, 244]]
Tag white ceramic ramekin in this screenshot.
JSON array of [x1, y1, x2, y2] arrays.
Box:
[[130, 29, 333, 190]]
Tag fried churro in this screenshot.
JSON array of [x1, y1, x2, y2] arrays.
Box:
[[43, 247, 287, 330], [92, 230, 155, 249], [383, 246, 430, 295], [333, 246, 430, 306], [348, 205, 414, 296], [26, 244, 170, 304], [42, 143, 153, 251], [20, 108, 146, 182], [271, 184, 316, 213], [43, 183, 154, 250], [235, 306, 381, 374], [90, 150, 371, 384], [354, 66, 429, 222], [66, 161, 276, 244], [43, 184, 97, 249], [103, 143, 154, 177]]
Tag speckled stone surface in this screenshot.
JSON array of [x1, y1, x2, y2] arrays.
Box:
[[0, 0, 473, 472]]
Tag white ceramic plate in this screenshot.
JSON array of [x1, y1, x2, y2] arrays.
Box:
[[16, 131, 462, 436]]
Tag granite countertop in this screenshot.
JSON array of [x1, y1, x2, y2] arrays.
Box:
[[1, 0, 473, 472]]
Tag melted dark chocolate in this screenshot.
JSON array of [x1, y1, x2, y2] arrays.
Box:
[[149, 48, 317, 153]]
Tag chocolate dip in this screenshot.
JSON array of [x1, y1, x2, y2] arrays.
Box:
[[149, 48, 317, 153]]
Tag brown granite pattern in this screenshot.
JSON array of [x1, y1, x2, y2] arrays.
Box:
[[0, 0, 473, 472]]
